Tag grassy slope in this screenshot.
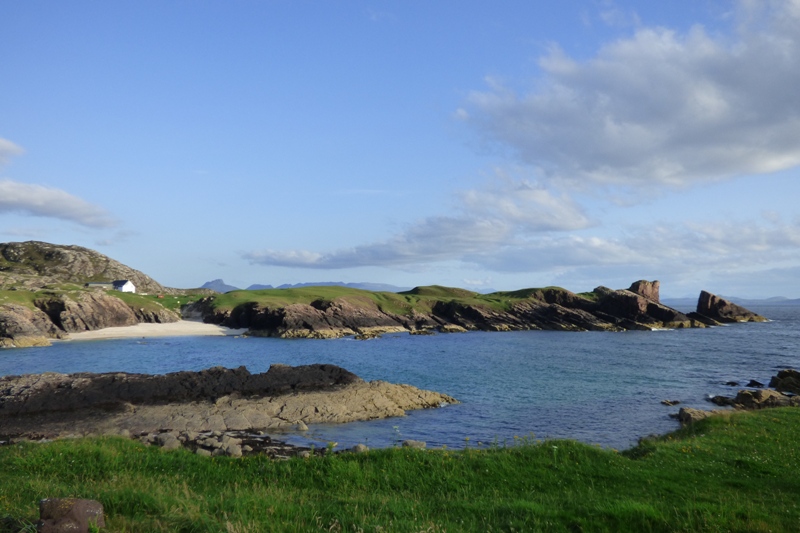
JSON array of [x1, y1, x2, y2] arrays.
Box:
[[1, 408, 798, 532], [0, 289, 177, 317], [206, 285, 587, 317]]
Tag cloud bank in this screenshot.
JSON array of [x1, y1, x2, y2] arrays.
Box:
[[246, 2, 800, 282], [0, 179, 117, 229], [461, 0, 800, 188]]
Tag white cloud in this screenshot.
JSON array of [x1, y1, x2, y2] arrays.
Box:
[[0, 179, 117, 228], [0, 138, 24, 166], [245, 171, 592, 269], [463, 1, 800, 188]]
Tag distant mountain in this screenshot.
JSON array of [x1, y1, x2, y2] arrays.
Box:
[[663, 295, 800, 308], [200, 279, 240, 293], [204, 280, 412, 293], [271, 282, 412, 292], [246, 284, 274, 290]]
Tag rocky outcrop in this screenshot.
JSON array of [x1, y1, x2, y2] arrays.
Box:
[[0, 365, 458, 441], [186, 281, 767, 338], [0, 292, 179, 347], [770, 369, 800, 394], [34, 292, 140, 332], [0, 304, 65, 348], [0, 241, 172, 294], [691, 291, 767, 323]]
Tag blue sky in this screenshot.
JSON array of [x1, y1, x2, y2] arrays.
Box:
[[2, 0, 800, 298]]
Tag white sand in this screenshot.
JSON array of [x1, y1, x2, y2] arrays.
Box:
[[64, 321, 248, 341]]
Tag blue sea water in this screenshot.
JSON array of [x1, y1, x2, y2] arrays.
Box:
[[1, 306, 798, 451]]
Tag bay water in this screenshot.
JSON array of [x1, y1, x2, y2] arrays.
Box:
[[1, 306, 797, 451]]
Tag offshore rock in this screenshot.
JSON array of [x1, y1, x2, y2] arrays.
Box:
[[770, 369, 800, 395], [0, 365, 458, 440], [691, 291, 767, 323]]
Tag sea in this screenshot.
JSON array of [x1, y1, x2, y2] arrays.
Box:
[[1, 305, 798, 451]]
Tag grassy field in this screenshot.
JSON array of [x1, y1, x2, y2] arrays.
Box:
[[1, 408, 798, 532], [204, 284, 586, 317]]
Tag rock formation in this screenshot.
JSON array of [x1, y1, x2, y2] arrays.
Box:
[[0, 241, 170, 294], [690, 290, 767, 324], [0, 364, 458, 441], [0, 241, 183, 347], [185, 281, 753, 338]]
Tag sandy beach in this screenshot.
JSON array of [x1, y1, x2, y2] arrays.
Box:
[[64, 321, 248, 341]]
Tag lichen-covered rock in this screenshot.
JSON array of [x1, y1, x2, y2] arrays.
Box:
[[37, 498, 105, 533]]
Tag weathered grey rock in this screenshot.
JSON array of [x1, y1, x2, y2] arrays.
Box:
[[195, 448, 212, 457], [0, 241, 170, 294], [0, 365, 458, 442], [37, 498, 105, 533], [401, 440, 426, 449], [351, 443, 369, 453], [677, 407, 716, 424]]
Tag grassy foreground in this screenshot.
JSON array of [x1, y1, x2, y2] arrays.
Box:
[[1, 409, 798, 532]]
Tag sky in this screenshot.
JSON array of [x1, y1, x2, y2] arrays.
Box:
[[2, 0, 800, 298]]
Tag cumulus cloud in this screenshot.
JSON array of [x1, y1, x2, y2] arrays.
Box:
[[462, 0, 800, 188], [0, 179, 117, 228]]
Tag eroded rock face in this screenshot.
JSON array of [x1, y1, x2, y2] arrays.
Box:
[[693, 291, 767, 323], [629, 280, 660, 302], [0, 304, 64, 348], [35, 292, 140, 332], [0, 365, 458, 441]]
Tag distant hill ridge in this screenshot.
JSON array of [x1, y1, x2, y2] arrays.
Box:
[[201, 279, 412, 293]]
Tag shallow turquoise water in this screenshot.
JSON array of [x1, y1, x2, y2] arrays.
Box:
[[2, 306, 798, 450]]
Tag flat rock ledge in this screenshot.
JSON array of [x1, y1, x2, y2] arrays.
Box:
[[674, 369, 800, 424], [0, 364, 458, 454]]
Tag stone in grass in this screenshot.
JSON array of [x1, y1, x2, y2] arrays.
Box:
[[350, 443, 369, 453], [155, 432, 182, 451], [401, 440, 426, 449], [37, 498, 105, 532]]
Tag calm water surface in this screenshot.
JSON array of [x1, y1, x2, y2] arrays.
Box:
[[2, 306, 798, 450]]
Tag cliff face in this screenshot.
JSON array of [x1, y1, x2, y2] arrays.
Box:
[[0, 241, 182, 347], [186, 280, 762, 338]]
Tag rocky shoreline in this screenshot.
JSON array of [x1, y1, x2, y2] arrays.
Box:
[[675, 369, 800, 424], [0, 364, 458, 457], [186, 281, 768, 340]]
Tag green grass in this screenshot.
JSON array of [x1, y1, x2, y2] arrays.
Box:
[[204, 285, 592, 318], [2, 408, 798, 532]]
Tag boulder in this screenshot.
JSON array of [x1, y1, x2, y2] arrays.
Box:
[[770, 369, 800, 395], [37, 498, 105, 533], [676, 407, 716, 424]]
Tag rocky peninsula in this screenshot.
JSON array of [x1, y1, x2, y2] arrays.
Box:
[[0, 364, 457, 456], [185, 280, 767, 339], [0, 240, 767, 347]]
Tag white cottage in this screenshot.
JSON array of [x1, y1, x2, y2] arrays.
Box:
[[112, 280, 136, 293]]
